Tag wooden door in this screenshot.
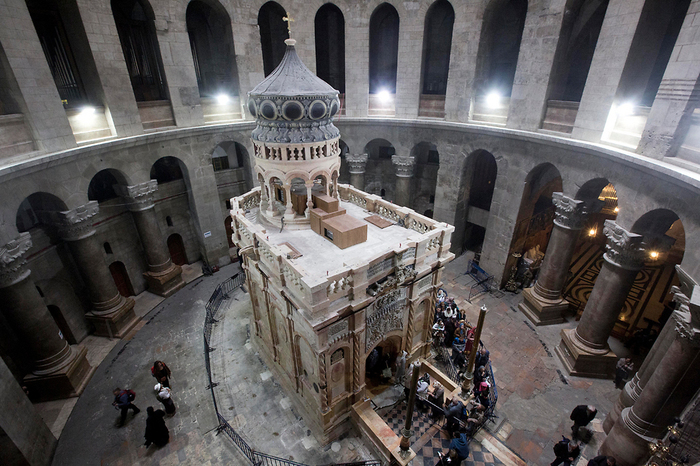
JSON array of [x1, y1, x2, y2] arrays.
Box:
[[167, 234, 187, 266], [109, 261, 133, 297]]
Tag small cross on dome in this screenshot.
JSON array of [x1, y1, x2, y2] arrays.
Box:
[[283, 15, 294, 36]]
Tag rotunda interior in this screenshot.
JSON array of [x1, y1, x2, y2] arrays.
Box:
[[1, 0, 700, 466]]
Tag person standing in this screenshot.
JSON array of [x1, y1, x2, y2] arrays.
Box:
[[154, 383, 176, 415], [551, 438, 580, 466], [151, 360, 172, 387], [143, 407, 169, 447], [475, 347, 490, 369], [449, 431, 470, 465], [570, 405, 597, 439], [614, 358, 634, 389], [112, 387, 140, 427]]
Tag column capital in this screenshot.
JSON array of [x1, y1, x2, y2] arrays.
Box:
[[673, 309, 700, 347], [603, 220, 646, 270], [114, 180, 158, 211], [40, 202, 99, 241], [346, 153, 369, 174], [0, 233, 33, 288], [391, 155, 415, 178], [552, 192, 588, 230]]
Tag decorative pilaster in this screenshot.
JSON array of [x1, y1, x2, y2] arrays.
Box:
[[601, 302, 700, 466], [353, 331, 362, 394], [305, 180, 314, 217], [346, 153, 369, 191], [391, 155, 415, 207], [520, 193, 589, 325], [319, 352, 329, 413], [556, 221, 646, 378], [0, 234, 95, 401], [43, 202, 138, 338], [115, 181, 184, 297]]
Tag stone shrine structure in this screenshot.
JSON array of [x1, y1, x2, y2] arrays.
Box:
[[230, 39, 454, 442]]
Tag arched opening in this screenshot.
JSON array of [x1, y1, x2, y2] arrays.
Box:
[[364, 335, 402, 393], [363, 139, 396, 200], [88, 169, 129, 203], [315, 4, 345, 96], [167, 233, 188, 265], [542, 0, 609, 133], [150, 156, 184, 184], [109, 261, 134, 297], [564, 179, 619, 316], [410, 142, 439, 216], [187, 0, 241, 122], [211, 141, 253, 191], [504, 163, 562, 286], [418, 0, 454, 118], [111, 0, 168, 102], [224, 216, 234, 248], [369, 3, 399, 116], [289, 177, 308, 216], [472, 0, 528, 125], [604, 0, 692, 147], [166, 216, 173, 227], [461, 150, 498, 253], [16, 192, 68, 234], [258, 1, 289, 76], [104, 242, 113, 254]]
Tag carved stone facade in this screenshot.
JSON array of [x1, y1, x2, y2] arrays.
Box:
[[391, 155, 415, 178], [552, 192, 587, 230], [345, 153, 369, 174], [602, 220, 647, 271]]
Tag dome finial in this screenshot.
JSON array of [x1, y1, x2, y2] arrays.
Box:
[[283, 15, 295, 38]]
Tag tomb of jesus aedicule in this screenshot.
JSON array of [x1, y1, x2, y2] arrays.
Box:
[[229, 38, 454, 445]]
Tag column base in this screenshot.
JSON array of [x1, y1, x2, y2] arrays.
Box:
[[144, 264, 185, 298], [555, 328, 617, 378], [603, 379, 638, 433], [86, 296, 138, 338], [518, 287, 568, 325], [24, 345, 96, 402]]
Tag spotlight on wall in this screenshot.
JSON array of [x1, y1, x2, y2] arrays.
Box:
[[216, 93, 231, 105], [377, 90, 392, 104], [79, 106, 96, 118], [614, 206, 620, 213], [650, 251, 659, 259], [617, 102, 635, 116], [589, 228, 596, 237], [485, 91, 501, 109]]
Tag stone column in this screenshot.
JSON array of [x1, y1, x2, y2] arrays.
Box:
[[520, 193, 588, 325], [555, 221, 646, 378], [0, 233, 94, 401], [115, 181, 184, 297], [305, 180, 314, 217], [600, 299, 700, 466], [346, 153, 369, 191], [46, 202, 138, 339], [391, 155, 415, 207], [283, 184, 295, 220]]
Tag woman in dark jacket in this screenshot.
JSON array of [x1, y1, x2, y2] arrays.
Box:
[[151, 360, 172, 387], [143, 407, 169, 447]]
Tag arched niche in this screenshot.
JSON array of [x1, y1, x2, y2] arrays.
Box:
[[410, 142, 439, 217], [258, 1, 289, 76], [369, 3, 399, 95], [16, 192, 69, 234], [88, 169, 130, 204], [315, 4, 345, 94], [363, 138, 396, 199]]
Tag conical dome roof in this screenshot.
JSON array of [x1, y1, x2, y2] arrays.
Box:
[[248, 39, 341, 144]]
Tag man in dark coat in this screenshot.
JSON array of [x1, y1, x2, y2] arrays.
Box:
[[143, 407, 169, 447], [551, 438, 580, 466], [112, 387, 140, 427], [449, 431, 470, 465], [587, 456, 616, 466], [570, 405, 596, 439], [445, 398, 465, 433], [475, 347, 490, 369]]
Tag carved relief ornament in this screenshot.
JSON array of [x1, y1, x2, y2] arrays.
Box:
[[602, 220, 646, 271], [552, 192, 588, 230], [391, 155, 415, 178], [345, 153, 369, 174], [40, 201, 100, 242], [114, 180, 158, 211], [0, 233, 33, 288]]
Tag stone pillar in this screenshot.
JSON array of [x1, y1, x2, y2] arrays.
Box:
[[520, 193, 588, 325], [346, 153, 369, 191], [600, 299, 700, 466], [603, 309, 678, 433], [283, 184, 295, 220], [637, 0, 700, 159], [47, 202, 138, 339], [259, 177, 269, 212], [115, 181, 184, 297], [0, 233, 94, 401], [571, 0, 646, 142], [555, 221, 646, 378], [391, 155, 415, 207], [305, 181, 314, 218]]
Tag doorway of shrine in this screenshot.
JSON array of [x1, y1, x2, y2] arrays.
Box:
[[364, 335, 402, 398]]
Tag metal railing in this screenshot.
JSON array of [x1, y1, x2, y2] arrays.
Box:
[[203, 272, 380, 466]]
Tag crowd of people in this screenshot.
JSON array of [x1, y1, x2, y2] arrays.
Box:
[[111, 360, 176, 448], [548, 405, 617, 466]]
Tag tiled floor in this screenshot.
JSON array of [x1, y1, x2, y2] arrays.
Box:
[[377, 401, 503, 466]]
